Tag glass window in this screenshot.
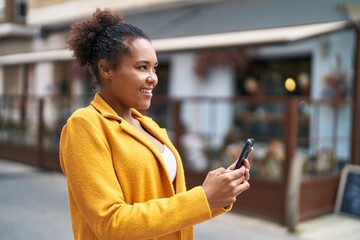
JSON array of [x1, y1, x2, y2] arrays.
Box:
[[15, 0, 26, 20], [149, 62, 170, 128], [0, 0, 5, 21], [236, 57, 311, 97]]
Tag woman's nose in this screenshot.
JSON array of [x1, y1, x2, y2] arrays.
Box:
[[147, 73, 158, 85]]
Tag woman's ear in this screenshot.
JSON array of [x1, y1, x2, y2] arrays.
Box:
[[98, 59, 112, 80]]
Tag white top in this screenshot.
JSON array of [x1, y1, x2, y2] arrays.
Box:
[[161, 145, 177, 182]]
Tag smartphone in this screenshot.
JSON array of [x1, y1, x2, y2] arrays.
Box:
[[234, 138, 254, 169]]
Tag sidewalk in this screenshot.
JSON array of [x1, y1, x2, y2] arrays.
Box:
[[1, 158, 359, 240]]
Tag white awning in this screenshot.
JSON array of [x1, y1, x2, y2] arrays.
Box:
[[0, 20, 351, 65], [0, 49, 73, 65], [152, 20, 351, 52], [0, 23, 35, 38]]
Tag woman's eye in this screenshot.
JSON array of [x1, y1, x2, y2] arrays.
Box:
[[137, 65, 157, 72], [139, 66, 147, 70]]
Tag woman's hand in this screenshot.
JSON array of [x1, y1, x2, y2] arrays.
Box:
[[202, 148, 253, 211], [201, 167, 250, 211]]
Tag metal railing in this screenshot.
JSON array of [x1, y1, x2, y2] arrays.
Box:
[[0, 94, 354, 179]]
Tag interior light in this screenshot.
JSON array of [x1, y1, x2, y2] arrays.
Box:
[[285, 78, 296, 92]]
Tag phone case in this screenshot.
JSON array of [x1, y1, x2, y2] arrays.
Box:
[[234, 138, 254, 169]]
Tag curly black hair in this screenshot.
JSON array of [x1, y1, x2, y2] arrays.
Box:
[[67, 8, 150, 86]]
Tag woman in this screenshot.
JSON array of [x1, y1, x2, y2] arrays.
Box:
[[60, 8, 251, 240]]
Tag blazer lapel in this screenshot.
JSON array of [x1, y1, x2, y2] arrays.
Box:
[[134, 111, 187, 193], [91, 94, 186, 193]]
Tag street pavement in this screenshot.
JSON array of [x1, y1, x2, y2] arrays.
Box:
[[1, 158, 359, 240]]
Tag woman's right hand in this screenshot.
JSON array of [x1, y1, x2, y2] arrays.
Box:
[[201, 165, 250, 211]]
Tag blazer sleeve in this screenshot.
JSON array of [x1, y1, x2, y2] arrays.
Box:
[[60, 114, 213, 240]]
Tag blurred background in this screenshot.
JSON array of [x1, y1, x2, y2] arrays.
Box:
[[1, 0, 360, 231]]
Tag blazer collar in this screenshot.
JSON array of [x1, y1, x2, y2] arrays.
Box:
[[90, 93, 151, 126], [90, 93, 185, 193], [90, 93, 122, 121], [90, 93, 168, 156]]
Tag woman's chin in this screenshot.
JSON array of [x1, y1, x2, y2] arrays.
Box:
[[137, 102, 151, 110]]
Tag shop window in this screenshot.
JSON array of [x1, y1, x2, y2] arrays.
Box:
[[229, 57, 311, 181], [153, 62, 169, 96], [234, 56, 311, 143], [15, 0, 26, 21], [148, 62, 170, 128], [236, 56, 311, 97]]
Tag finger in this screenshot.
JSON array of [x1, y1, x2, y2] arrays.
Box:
[[210, 167, 227, 175], [237, 166, 250, 181], [239, 164, 246, 172], [219, 169, 233, 175], [232, 175, 246, 186], [244, 169, 250, 181], [235, 180, 250, 195], [247, 147, 254, 158], [226, 168, 245, 180], [243, 159, 250, 170], [227, 161, 237, 170]]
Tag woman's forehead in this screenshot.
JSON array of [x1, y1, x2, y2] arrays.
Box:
[[128, 39, 157, 61]]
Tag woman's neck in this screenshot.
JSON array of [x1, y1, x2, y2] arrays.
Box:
[[98, 91, 133, 121]]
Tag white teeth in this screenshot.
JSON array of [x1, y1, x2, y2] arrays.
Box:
[[141, 89, 152, 93]]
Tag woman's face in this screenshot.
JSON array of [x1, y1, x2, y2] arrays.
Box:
[[101, 38, 158, 113]]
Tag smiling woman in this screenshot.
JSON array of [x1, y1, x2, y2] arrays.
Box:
[[98, 38, 158, 116], [60, 8, 252, 240]]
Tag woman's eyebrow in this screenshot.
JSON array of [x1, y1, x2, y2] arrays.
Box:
[[136, 60, 158, 66]]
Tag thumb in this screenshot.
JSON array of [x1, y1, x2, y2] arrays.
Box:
[[227, 161, 237, 170]]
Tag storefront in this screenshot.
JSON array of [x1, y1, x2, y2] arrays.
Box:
[[1, 0, 359, 227], [143, 19, 359, 224]]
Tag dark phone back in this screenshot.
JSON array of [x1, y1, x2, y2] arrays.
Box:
[[235, 138, 254, 169]]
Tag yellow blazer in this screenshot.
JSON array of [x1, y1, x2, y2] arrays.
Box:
[[60, 93, 228, 240]]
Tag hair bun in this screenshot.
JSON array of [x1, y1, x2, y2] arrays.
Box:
[[68, 8, 124, 67], [68, 7, 149, 86], [92, 8, 124, 33]]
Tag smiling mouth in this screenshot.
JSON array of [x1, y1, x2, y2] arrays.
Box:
[[140, 88, 152, 94]]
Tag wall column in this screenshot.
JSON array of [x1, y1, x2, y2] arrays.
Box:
[[0, 66, 3, 95], [352, 29, 360, 165], [33, 62, 57, 128]]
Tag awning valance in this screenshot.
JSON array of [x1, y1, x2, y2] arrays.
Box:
[[0, 20, 352, 65], [152, 20, 351, 52]]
